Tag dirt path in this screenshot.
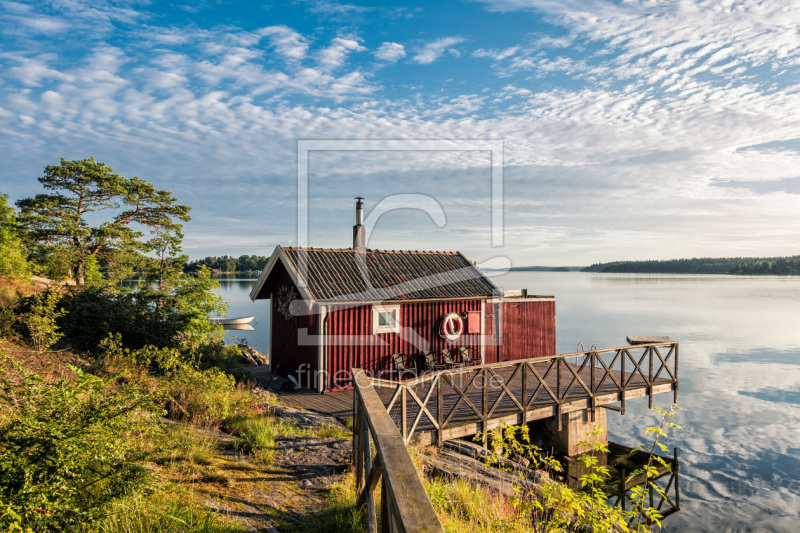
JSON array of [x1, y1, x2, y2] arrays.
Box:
[[198, 373, 353, 532]]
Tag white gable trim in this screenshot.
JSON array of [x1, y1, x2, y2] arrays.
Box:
[[248, 246, 315, 303]]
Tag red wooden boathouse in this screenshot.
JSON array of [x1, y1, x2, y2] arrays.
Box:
[[249, 200, 556, 392]]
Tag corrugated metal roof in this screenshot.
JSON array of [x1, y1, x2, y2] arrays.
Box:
[[277, 247, 497, 302]]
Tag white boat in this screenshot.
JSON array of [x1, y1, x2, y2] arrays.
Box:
[[209, 316, 255, 325]]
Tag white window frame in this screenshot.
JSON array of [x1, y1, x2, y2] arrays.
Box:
[[372, 304, 401, 335]]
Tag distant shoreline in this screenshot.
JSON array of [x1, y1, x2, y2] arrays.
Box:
[[485, 255, 800, 275]]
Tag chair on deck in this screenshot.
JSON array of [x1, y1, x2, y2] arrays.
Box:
[[391, 353, 417, 379], [441, 349, 465, 369], [459, 346, 481, 366], [423, 351, 446, 372]]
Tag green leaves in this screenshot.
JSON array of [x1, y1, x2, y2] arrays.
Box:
[[0, 355, 158, 531], [626, 404, 681, 532], [15, 289, 66, 352], [0, 193, 31, 279]]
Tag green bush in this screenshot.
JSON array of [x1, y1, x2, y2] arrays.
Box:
[[192, 340, 244, 373], [14, 289, 66, 351], [0, 357, 159, 531], [164, 365, 240, 425], [95, 333, 252, 427], [56, 286, 186, 351], [0, 306, 16, 338]]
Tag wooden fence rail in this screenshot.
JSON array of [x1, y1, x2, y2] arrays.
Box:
[[352, 368, 444, 533], [365, 342, 679, 445]]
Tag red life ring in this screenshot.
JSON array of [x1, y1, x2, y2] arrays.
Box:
[[439, 313, 463, 343]]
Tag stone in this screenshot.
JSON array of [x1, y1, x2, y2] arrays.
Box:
[[237, 344, 269, 366]]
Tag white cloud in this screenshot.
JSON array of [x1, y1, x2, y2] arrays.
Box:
[[474, 0, 800, 95], [305, 0, 372, 17], [317, 37, 366, 71], [412, 37, 466, 64], [258, 25, 309, 61], [374, 42, 406, 62], [473, 46, 518, 61]]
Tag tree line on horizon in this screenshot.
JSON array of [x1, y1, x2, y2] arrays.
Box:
[[582, 255, 800, 275], [183, 255, 270, 273]]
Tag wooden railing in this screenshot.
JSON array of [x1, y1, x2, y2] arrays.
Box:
[[352, 368, 444, 533], [366, 342, 679, 445]]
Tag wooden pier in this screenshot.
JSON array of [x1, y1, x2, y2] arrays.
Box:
[[281, 342, 679, 447]]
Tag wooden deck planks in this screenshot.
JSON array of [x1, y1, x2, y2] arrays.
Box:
[[279, 387, 355, 420]]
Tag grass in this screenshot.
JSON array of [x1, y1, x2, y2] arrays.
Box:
[[0, 276, 36, 308], [405, 445, 531, 532], [225, 412, 299, 465], [424, 476, 531, 532], [92, 490, 250, 533], [312, 422, 351, 439], [151, 425, 219, 467], [224, 409, 351, 465]]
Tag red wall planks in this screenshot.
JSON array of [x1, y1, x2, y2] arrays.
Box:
[[324, 299, 483, 389], [497, 300, 556, 363]]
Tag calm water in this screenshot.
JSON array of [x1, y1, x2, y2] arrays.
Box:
[[218, 272, 800, 532]]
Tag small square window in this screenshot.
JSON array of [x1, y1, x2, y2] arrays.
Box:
[[373, 304, 400, 334]]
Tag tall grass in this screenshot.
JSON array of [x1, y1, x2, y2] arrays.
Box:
[[424, 476, 531, 532], [225, 414, 298, 465], [151, 425, 218, 467], [93, 491, 249, 533]]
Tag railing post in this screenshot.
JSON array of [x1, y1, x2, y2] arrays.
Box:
[[401, 386, 407, 443], [482, 368, 488, 447], [362, 409, 376, 532], [648, 346, 654, 409], [557, 357, 562, 401], [355, 398, 363, 490], [521, 361, 527, 412], [674, 447, 680, 510], [673, 343, 679, 404], [437, 375, 443, 447], [380, 476, 389, 533], [620, 350, 626, 415], [590, 352, 596, 422]]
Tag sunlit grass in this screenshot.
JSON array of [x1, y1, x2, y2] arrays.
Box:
[[93, 489, 249, 533], [225, 413, 298, 465]]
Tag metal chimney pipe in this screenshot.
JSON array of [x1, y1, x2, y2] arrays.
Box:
[[355, 196, 364, 225], [353, 196, 366, 250]]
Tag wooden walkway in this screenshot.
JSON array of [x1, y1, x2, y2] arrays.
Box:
[[280, 342, 679, 446]]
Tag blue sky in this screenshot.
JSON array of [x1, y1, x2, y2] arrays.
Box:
[[1, 0, 799, 266]]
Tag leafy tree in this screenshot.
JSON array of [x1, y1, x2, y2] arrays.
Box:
[[15, 158, 190, 284], [0, 193, 30, 279], [55, 267, 227, 355]]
